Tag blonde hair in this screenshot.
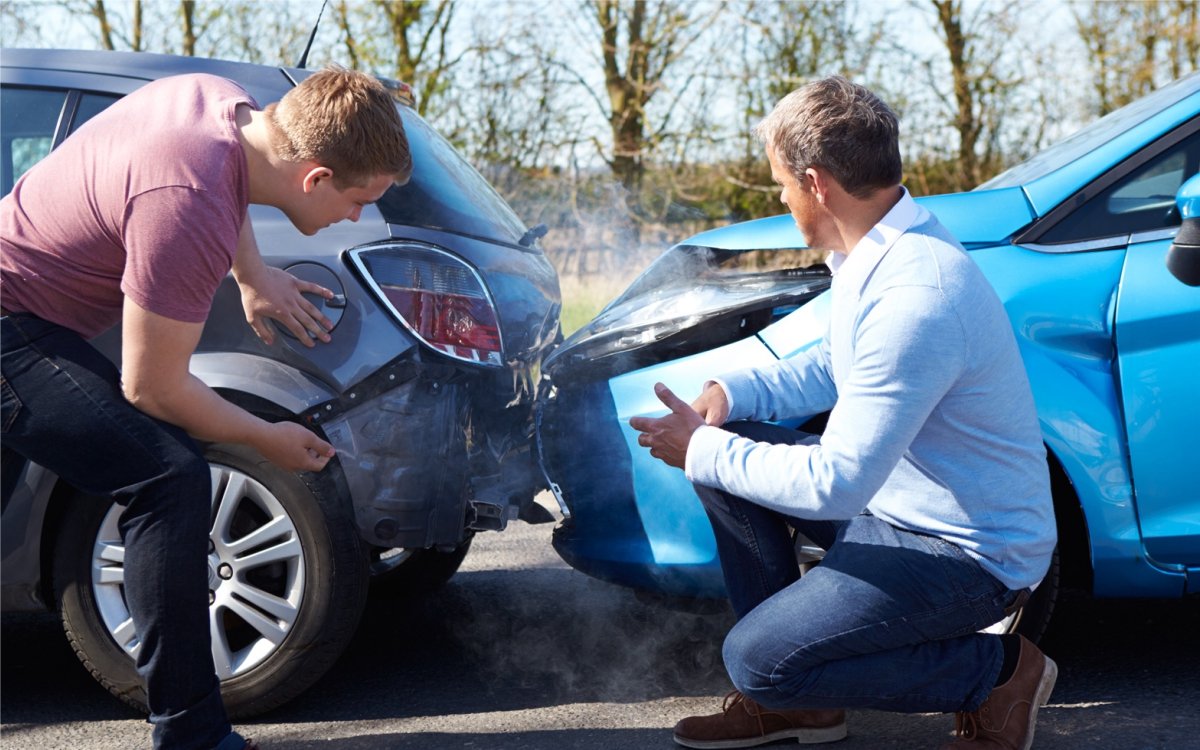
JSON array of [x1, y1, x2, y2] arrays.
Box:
[[756, 76, 901, 199], [265, 65, 412, 188]]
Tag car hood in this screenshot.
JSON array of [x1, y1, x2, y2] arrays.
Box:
[[544, 186, 1032, 383], [685, 185, 1035, 251]]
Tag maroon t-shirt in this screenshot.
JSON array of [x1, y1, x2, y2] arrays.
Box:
[[0, 74, 255, 338]]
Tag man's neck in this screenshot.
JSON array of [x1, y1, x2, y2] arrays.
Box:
[[235, 105, 289, 207], [836, 185, 904, 256]]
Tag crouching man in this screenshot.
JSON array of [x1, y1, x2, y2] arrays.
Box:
[[631, 76, 1058, 749]]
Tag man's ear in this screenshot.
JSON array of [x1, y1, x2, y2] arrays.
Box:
[[806, 167, 830, 205], [301, 165, 334, 194]]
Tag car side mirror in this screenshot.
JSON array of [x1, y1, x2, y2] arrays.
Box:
[[1166, 173, 1200, 286]]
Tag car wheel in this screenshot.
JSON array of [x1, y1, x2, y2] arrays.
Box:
[[53, 443, 369, 718], [368, 534, 473, 597]]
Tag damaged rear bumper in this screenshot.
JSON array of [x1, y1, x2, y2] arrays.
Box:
[[309, 355, 546, 550]]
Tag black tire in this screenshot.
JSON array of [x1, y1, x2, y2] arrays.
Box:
[[368, 535, 473, 598], [53, 443, 369, 718], [1006, 546, 1060, 644]]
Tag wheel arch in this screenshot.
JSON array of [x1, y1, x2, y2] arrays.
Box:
[[1045, 447, 1093, 593]]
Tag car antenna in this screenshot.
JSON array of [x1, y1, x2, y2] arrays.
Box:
[[296, 0, 329, 69]]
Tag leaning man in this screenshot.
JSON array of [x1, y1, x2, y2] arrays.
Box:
[[631, 76, 1058, 749], [1, 66, 410, 749]]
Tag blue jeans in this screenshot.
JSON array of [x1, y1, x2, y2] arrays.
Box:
[[696, 421, 1019, 714], [1, 314, 231, 749]]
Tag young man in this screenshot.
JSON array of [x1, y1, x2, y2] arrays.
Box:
[[630, 77, 1058, 749], [1, 65, 410, 750]]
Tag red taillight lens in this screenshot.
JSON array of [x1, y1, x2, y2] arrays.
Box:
[[381, 287, 501, 359], [351, 243, 504, 366]]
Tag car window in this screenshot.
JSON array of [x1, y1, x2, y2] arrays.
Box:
[[69, 92, 121, 136], [1, 87, 68, 196], [376, 107, 529, 247], [1037, 130, 1200, 243]]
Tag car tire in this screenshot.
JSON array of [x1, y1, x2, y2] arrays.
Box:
[[53, 443, 369, 719], [368, 535, 473, 598]]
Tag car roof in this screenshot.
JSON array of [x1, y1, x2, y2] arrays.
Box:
[[1, 48, 298, 104]]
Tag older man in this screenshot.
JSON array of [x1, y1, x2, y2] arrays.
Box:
[[631, 76, 1058, 749]]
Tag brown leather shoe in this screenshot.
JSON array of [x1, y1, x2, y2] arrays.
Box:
[[941, 636, 1058, 750], [673, 690, 847, 748]]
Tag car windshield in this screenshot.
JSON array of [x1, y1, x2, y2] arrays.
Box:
[[376, 107, 529, 247], [980, 73, 1200, 190]]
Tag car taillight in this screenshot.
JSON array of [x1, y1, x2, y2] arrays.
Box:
[[349, 242, 504, 366]]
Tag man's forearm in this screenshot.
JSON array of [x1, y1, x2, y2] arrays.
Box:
[[123, 370, 272, 447]]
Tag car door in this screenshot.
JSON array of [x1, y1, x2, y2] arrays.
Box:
[[1109, 132, 1200, 573], [1036, 121, 1200, 573]]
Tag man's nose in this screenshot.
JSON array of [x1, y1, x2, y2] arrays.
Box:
[[349, 206, 362, 222]]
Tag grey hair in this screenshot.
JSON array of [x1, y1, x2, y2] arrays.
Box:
[[755, 76, 902, 198]]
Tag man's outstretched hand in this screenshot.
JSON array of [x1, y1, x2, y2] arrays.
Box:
[[629, 383, 706, 469]]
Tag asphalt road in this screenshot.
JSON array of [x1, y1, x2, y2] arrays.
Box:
[[3, 507, 1198, 749]]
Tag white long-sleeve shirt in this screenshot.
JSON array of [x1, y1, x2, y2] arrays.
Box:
[[685, 190, 1056, 590]]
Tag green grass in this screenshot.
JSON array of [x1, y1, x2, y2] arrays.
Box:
[[558, 273, 633, 336]]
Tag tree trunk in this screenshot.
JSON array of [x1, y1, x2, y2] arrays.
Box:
[[180, 0, 196, 56], [932, 0, 980, 188]]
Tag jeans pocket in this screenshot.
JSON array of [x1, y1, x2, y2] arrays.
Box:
[[1, 376, 22, 433]]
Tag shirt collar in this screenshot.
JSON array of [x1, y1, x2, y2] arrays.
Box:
[[826, 187, 926, 282]]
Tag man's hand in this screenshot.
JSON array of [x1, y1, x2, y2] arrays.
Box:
[[231, 215, 332, 347], [629, 383, 706, 469], [254, 421, 336, 473], [692, 381, 731, 426], [238, 265, 333, 347]]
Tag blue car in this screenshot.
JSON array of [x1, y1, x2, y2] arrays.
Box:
[[537, 73, 1200, 638]]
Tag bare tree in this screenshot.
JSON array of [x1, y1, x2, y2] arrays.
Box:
[[1073, 0, 1200, 117], [583, 0, 719, 199], [84, 0, 116, 49], [914, 0, 1039, 192], [332, 0, 460, 118], [181, 0, 196, 55]]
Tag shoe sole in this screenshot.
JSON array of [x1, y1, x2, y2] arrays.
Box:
[[1019, 655, 1059, 750], [673, 721, 848, 749]]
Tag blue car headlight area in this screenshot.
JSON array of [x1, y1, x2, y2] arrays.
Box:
[[544, 244, 830, 382], [541, 243, 832, 597], [349, 242, 505, 366]]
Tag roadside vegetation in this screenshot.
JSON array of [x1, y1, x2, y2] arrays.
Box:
[[3, 0, 1196, 332]]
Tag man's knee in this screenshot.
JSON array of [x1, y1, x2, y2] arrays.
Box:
[[724, 617, 822, 705], [723, 620, 780, 699]]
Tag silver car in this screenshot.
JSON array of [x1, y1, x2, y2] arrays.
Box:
[[0, 48, 561, 716]]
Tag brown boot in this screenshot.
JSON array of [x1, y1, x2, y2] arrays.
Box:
[[673, 690, 847, 748], [941, 636, 1058, 750]]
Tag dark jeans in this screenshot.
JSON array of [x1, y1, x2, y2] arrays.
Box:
[[696, 421, 1020, 714], [1, 313, 230, 749]]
